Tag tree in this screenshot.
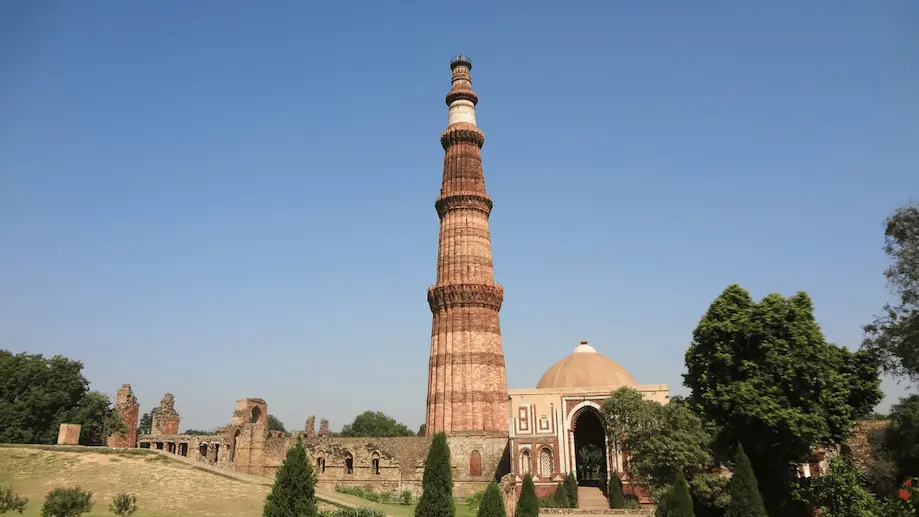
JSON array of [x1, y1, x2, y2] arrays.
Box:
[[656, 471, 694, 517], [415, 432, 454, 517], [684, 285, 883, 514], [552, 483, 570, 508], [108, 493, 137, 517], [268, 414, 287, 433], [0, 351, 89, 444], [137, 409, 155, 436], [725, 445, 767, 517], [515, 473, 538, 517], [263, 436, 317, 517], [863, 201, 919, 381], [577, 444, 604, 478], [564, 472, 578, 507], [609, 472, 627, 508], [877, 395, 919, 483], [796, 456, 882, 517], [417, 424, 427, 436], [71, 391, 126, 446], [340, 411, 415, 437], [182, 429, 214, 435], [601, 387, 661, 472], [0, 485, 28, 515], [477, 482, 506, 517], [41, 488, 93, 517]]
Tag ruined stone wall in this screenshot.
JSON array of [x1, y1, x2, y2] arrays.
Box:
[[230, 424, 269, 476], [231, 398, 267, 427], [151, 393, 180, 435], [137, 434, 232, 467], [57, 424, 81, 445], [107, 384, 140, 448]]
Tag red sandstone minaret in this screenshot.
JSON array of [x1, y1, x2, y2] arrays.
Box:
[[425, 54, 509, 436]]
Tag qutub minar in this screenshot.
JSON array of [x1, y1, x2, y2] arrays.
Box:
[[426, 53, 510, 436], [88, 55, 858, 512]]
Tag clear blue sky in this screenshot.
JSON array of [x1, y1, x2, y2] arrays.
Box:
[[2, 1, 917, 432]]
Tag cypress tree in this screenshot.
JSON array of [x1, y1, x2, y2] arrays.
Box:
[[655, 471, 694, 517], [263, 436, 317, 517], [564, 472, 578, 508], [477, 482, 506, 517], [725, 444, 767, 517], [608, 472, 627, 508], [552, 483, 570, 508], [515, 473, 539, 517], [415, 432, 455, 517]]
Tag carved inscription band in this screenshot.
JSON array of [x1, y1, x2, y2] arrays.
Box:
[[441, 125, 485, 149], [445, 89, 479, 107], [431, 313, 501, 334], [429, 352, 507, 369], [427, 283, 504, 312], [429, 390, 507, 404]]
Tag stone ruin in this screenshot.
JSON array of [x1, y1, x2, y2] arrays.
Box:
[[151, 393, 181, 435], [318, 418, 329, 436], [57, 423, 81, 445], [107, 383, 140, 448], [304, 415, 316, 438]]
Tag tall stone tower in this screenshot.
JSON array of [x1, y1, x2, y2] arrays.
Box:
[[107, 384, 140, 448], [426, 54, 509, 436]]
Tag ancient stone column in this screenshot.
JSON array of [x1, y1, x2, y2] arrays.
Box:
[[57, 424, 81, 445], [425, 54, 509, 436], [318, 418, 329, 437], [304, 415, 316, 438], [107, 384, 140, 448], [151, 393, 180, 435]]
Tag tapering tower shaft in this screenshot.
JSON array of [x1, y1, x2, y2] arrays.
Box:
[[426, 54, 509, 436]]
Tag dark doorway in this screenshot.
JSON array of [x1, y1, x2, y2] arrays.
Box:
[[229, 428, 241, 463], [572, 407, 607, 487]]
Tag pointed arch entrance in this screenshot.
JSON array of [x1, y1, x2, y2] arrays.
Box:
[[571, 405, 607, 487]]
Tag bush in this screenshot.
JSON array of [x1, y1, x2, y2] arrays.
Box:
[[466, 489, 485, 512], [41, 487, 93, 517], [609, 472, 627, 508], [564, 472, 578, 507], [318, 508, 386, 517], [0, 485, 29, 515], [477, 482, 506, 517], [725, 445, 766, 517], [515, 473, 538, 517], [263, 436, 317, 517], [415, 432, 454, 517], [108, 493, 137, 517], [400, 490, 412, 505], [655, 472, 693, 517], [552, 483, 570, 508]]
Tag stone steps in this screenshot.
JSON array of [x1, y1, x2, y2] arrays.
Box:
[[577, 486, 609, 509]]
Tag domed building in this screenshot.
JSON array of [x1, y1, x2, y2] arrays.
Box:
[[507, 341, 669, 496]]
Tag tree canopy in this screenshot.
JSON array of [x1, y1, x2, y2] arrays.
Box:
[[601, 387, 660, 471], [863, 200, 919, 381], [267, 414, 286, 433], [340, 411, 415, 437], [684, 285, 882, 514], [0, 351, 90, 444]]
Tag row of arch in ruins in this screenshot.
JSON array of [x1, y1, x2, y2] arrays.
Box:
[[312, 449, 486, 477]]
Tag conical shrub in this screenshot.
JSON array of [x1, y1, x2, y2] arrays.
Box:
[[263, 436, 317, 517], [515, 473, 539, 517], [655, 471, 694, 517], [415, 432, 454, 517], [552, 483, 570, 508], [564, 473, 578, 508], [608, 472, 627, 508], [725, 444, 767, 517], [476, 482, 506, 517]]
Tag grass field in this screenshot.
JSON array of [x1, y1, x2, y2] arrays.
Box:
[[0, 445, 479, 517]]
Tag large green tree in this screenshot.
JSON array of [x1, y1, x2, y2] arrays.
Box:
[[415, 432, 454, 517], [0, 351, 90, 444], [684, 285, 883, 514], [263, 436, 317, 517], [72, 391, 126, 446], [267, 414, 286, 433], [656, 471, 694, 517], [876, 395, 919, 483], [340, 411, 415, 437], [601, 387, 660, 472], [137, 409, 156, 436], [863, 201, 919, 381]]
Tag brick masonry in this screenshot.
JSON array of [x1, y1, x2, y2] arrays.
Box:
[[426, 54, 509, 436], [107, 383, 140, 448], [151, 393, 180, 435], [57, 423, 81, 445]]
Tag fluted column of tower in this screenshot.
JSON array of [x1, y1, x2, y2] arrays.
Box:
[[426, 54, 509, 436]]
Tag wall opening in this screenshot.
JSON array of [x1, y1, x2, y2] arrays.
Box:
[[469, 450, 483, 476], [179, 443, 188, 456], [372, 452, 380, 475], [140, 442, 151, 449], [229, 428, 241, 463], [214, 444, 221, 463], [250, 405, 262, 424], [520, 450, 531, 475], [317, 457, 326, 473], [539, 447, 553, 478], [199, 444, 207, 457], [572, 406, 607, 487], [345, 454, 354, 475]]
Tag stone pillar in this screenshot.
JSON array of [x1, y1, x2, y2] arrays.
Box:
[[57, 424, 81, 445], [305, 415, 316, 438], [318, 418, 329, 436], [107, 384, 140, 448], [151, 393, 181, 435]]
